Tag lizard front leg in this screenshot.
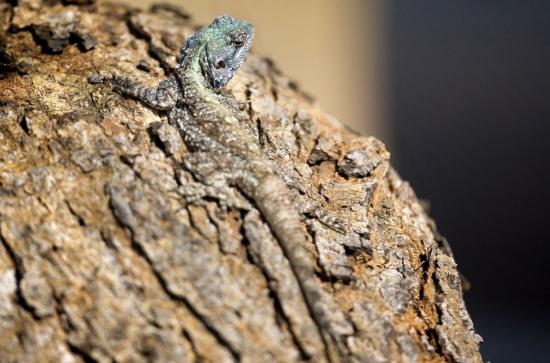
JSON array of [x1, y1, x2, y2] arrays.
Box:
[[89, 73, 179, 111]]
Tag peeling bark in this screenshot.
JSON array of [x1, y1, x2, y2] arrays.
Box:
[[0, 1, 483, 362]]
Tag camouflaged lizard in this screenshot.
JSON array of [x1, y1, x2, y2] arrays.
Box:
[[90, 15, 351, 353]]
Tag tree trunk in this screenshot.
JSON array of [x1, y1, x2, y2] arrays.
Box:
[[0, 1, 482, 362]]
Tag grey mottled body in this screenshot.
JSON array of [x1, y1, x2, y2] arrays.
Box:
[[90, 15, 349, 356]]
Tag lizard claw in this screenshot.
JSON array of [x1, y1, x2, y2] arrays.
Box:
[[88, 72, 112, 84]]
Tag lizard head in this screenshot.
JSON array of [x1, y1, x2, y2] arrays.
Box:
[[180, 15, 255, 89]]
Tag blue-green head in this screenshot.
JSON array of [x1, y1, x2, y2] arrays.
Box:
[[180, 15, 255, 88]]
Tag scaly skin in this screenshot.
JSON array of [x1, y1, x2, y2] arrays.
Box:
[[90, 15, 351, 360]]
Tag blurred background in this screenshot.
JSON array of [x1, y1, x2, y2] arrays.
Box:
[[128, 0, 550, 361], [388, 2, 550, 362]]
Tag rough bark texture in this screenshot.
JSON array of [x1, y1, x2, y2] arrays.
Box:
[[0, 1, 483, 362]]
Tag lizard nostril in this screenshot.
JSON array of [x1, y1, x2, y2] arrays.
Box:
[[215, 60, 226, 69]]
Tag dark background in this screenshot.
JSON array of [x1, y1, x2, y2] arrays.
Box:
[[387, 1, 550, 362]]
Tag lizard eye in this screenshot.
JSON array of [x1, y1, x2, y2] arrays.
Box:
[[230, 30, 247, 48], [215, 59, 226, 69]]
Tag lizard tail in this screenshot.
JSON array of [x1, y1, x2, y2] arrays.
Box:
[[253, 174, 350, 361]]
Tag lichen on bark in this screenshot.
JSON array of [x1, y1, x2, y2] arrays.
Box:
[[0, 1, 482, 362]]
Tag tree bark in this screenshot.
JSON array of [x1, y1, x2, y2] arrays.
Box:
[[0, 1, 482, 362]]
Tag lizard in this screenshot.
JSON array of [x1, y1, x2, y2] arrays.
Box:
[[89, 15, 352, 358]]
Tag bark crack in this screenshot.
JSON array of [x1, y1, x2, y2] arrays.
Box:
[[67, 341, 100, 363], [0, 226, 38, 318], [106, 191, 241, 361], [128, 236, 241, 362]]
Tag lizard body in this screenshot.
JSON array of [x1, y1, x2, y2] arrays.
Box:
[[90, 15, 351, 358]]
